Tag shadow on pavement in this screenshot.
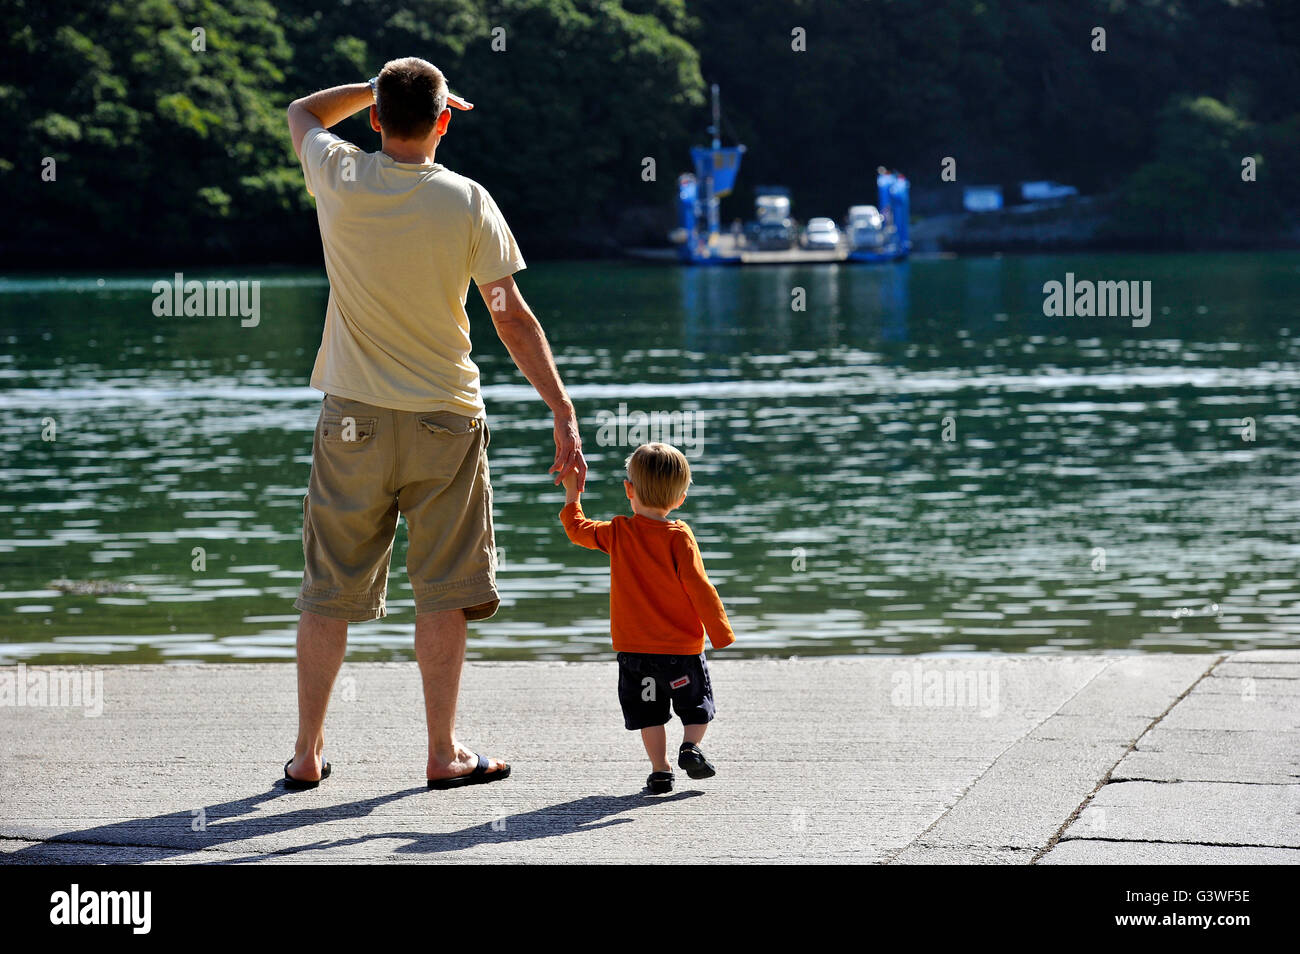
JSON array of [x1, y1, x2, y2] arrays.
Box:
[[4, 776, 703, 863], [226, 789, 706, 862]]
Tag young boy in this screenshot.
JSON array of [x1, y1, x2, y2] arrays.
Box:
[[560, 442, 736, 794]]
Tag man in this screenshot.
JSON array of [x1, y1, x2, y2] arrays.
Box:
[[283, 57, 586, 789]]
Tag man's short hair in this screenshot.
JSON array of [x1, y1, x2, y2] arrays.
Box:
[[376, 57, 447, 140], [625, 443, 691, 510]]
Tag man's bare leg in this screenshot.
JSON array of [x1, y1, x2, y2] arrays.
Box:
[[416, 608, 507, 781], [289, 610, 348, 782]]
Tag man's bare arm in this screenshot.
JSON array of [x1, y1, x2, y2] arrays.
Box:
[[478, 275, 587, 489], [287, 83, 374, 159]]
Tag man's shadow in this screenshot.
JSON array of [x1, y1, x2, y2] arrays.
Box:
[[4, 778, 703, 864]]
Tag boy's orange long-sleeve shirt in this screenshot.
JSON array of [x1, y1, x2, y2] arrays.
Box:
[[559, 500, 736, 655]]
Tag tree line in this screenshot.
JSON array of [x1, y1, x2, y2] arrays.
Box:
[[2, 0, 1298, 266]]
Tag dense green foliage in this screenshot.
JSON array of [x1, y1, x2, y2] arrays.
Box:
[[2, 0, 1298, 264], [693, 0, 1300, 245]]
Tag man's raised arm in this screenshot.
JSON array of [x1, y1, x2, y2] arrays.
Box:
[[477, 275, 587, 490], [286, 83, 374, 160]]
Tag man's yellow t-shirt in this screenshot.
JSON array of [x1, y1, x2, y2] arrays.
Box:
[[299, 125, 525, 414]]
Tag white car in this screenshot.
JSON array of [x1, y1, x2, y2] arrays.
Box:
[[802, 217, 841, 249], [846, 205, 885, 249]]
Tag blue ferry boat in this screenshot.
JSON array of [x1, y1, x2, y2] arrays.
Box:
[[665, 87, 910, 266]]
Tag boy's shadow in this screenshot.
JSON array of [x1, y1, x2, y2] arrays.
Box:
[[4, 778, 703, 864], [223, 789, 705, 862]]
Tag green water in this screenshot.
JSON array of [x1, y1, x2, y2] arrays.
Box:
[[1, 252, 1297, 662]]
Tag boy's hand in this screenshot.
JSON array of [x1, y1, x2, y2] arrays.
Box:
[[562, 469, 582, 502]]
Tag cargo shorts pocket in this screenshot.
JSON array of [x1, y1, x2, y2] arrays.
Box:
[[320, 414, 378, 444], [418, 412, 484, 439]]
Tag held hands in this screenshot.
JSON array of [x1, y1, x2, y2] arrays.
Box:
[[561, 468, 582, 503], [549, 402, 587, 492]]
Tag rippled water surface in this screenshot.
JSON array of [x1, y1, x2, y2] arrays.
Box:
[[1, 253, 1297, 661]]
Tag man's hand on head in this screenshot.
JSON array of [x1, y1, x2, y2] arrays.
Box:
[[287, 82, 376, 159]]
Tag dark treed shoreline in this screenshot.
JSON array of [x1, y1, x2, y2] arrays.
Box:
[[4, 0, 1300, 268]]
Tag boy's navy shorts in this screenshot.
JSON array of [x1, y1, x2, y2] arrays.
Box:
[[617, 651, 716, 730]]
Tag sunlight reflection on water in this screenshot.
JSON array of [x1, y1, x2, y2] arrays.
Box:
[[1, 254, 1297, 661]]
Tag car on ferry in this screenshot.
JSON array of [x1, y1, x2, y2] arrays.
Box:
[[746, 186, 796, 250], [846, 205, 886, 250], [801, 217, 842, 250]]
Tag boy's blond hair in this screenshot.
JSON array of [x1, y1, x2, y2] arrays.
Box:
[[625, 443, 691, 510]]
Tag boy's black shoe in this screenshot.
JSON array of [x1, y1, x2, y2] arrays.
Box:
[[678, 742, 716, 780], [646, 770, 674, 794]]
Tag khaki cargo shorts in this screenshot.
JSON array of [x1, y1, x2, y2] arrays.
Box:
[[294, 394, 499, 622]]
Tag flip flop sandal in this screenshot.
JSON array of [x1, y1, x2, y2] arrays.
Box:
[[427, 752, 511, 790], [284, 757, 331, 790], [678, 742, 716, 780], [646, 771, 674, 794]]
